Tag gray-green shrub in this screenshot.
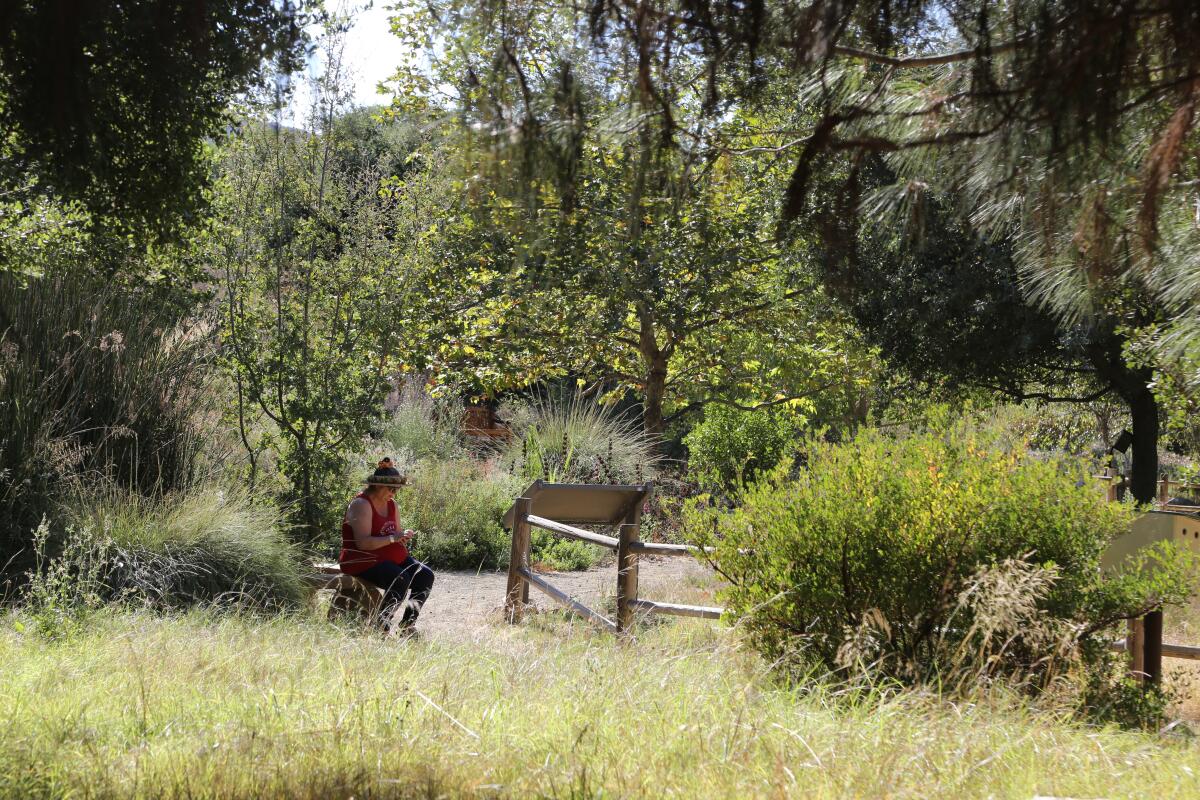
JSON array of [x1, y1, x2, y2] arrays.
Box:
[[395, 460, 516, 571], [379, 381, 464, 463], [391, 459, 605, 572], [688, 423, 1196, 713]]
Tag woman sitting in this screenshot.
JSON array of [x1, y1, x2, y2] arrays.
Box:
[[338, 458, 435, 633]]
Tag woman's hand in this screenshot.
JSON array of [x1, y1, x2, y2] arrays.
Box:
[[401, 529, 416, 543]]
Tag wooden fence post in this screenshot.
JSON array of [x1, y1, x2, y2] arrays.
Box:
[[1127, 617, 1146, 681], [1102, 468, 1118, 503], [1159, 476, 1171, 503], [1144, 609, 1164, 686], [506, 497, 532, 623], [616, 522, 638, 634]]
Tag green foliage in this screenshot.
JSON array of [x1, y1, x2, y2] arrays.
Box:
[[0, 273, 209, 562], [72, 487, 306, 610], [21, 487, 304, 636], [527, 531, 605, 572], [683, 403, 802, 490], [850, 189, 1090, 395], [20, 519, 110, 639], [395, 461, 517, 571], [378, 382, 465, 464], [689, 422, 1195, 713], [389, 8, 877, 435], [0, 0, 307, 241], [499, 393, 659, 484], [1001, 401, 1127, 457], [387, 458, 604, 572], [212, 35, 420, 541]]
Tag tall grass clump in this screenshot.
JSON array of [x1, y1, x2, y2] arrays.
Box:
[[378, 379, 464, 463], [500, 392, 660, 484], [52, 487, 306, 610], [0, 274, 210, 567], [689, 421, 1197, 723]]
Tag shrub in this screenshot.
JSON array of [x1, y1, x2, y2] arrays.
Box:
[[498, 393, 659, 485], [688, 423, 1196, 712], [527, 530, 605, 572], [387, 459, 606, 572], [683, 403, 802, 490], [26, 487, 306, 620], [0, 274, 209, 566], [393, 460, 516, 571]]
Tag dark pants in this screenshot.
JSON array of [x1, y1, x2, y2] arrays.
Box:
[[358, 557, 435, 630]]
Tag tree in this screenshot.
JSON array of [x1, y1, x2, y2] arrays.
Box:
[[841, 186, 1166, 501], [0, 0, 309, 242], [457, 0, 1200, 361], [409, 0, 1200, 498], [390, 4, 876, 437], [211, 30, 416, 540]]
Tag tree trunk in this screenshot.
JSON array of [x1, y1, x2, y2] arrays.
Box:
[[1089, 331, 1158, 505], [1126, 384, 1159, 505], [643, 357, 668, 438]]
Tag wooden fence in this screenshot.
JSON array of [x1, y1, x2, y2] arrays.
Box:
[[1095, 472, 1200, 684], [1095, 471, 1200, 507], [503, 481, 724, 633], [502, 475, 1200, 670]]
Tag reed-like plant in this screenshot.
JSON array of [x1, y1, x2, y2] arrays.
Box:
[[65, 486, 306, 610], [378, 380, 464, 463], [499, 392, 660, 485], [0, 274, 210, 568]]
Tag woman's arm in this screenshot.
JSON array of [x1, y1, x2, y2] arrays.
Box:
[[347, 498, 399, 551]]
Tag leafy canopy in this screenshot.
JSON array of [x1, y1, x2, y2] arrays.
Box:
[[0, 0, 308, 242]]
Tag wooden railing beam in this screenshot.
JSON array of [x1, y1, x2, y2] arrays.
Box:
[[631, 598, 724, 620], [516, 567, 618, 632], [526, 515, 619, 550]]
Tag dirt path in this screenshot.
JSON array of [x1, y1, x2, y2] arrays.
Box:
[[413, 556, 716, 638]]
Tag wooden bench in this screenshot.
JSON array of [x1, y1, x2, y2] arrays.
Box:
[[305, 562, 383, 620]]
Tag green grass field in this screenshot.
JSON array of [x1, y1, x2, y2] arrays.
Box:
[[3, 608, 1200, 799]]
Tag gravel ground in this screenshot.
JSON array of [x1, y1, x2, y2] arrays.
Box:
[[412, 555, 718, 638]]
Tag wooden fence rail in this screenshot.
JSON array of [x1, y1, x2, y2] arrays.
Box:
[[527, 515, 619, 549], [504, 481, 725, 633]]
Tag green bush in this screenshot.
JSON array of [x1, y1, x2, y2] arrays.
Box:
[[395, 460, 516, 571], [688, 423, 1196, 715], [683, 404, 802, 489], [498, 393, 659, 484], [527, 530, 606, 572], [34, 487, 306, 616]]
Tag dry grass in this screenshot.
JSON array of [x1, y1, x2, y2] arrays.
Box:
[[3, 606, 1200, 799]]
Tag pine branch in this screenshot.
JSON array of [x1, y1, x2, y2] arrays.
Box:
[[831, 42, 1022, 70]]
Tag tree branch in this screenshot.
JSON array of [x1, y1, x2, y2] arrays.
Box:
[[662, 383, 839, 424], [830, 41, 1022, 70], [981, 383, 1113, 404]]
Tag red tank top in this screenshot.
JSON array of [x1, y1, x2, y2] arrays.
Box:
[[338, 492, 409, 575]]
